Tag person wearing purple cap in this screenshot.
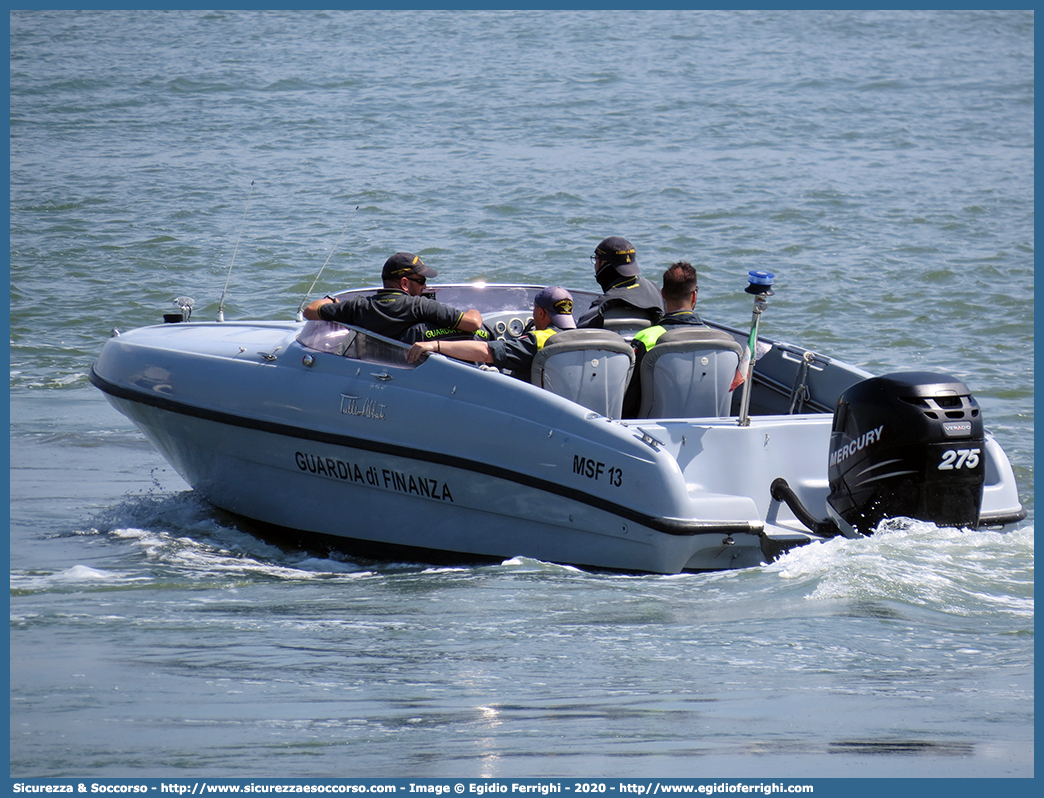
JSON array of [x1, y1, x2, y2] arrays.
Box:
[[303, 251, 482, 340], [406, 286, 577, 383], [576, 235, 664, 328]]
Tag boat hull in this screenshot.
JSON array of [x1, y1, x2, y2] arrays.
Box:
[[98, 388, 766, 573], [89, 285, 1025, 573]]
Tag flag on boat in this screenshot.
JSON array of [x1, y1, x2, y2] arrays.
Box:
[[729, 327, 756, 392]]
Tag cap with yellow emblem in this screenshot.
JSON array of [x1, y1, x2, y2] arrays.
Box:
[[534, 286, 577, 329], [382, 252, 438, 280], [593, 236, 639, 277]]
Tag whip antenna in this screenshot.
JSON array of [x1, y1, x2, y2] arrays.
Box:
[[217, 180, 255, 322], [296, 206, 358, 321]]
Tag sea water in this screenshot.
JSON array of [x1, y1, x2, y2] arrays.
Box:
[[8, 9, 1033, 780]]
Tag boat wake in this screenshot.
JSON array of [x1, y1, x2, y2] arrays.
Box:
[[765, 519, 1034, 619], [18, 484, 1032, 623], [15, 491, 379, 595]]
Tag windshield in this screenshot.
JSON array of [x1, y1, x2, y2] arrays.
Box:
[[297, 321, 412, 367], [295, 284, 603, 367]]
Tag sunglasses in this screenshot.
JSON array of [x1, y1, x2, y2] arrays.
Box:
[[405, 275, 426, 285]]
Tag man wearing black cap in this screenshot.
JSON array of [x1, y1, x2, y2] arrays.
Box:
[[406, 286, 577, 383], [576, 235, 664, 329], [303, 251, 483, 339]]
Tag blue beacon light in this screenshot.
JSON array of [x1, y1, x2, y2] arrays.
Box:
[[745, 270, 775, 296], [737, 270, 775, 426]]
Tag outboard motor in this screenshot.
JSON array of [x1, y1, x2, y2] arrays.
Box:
[[826, 372, 985, 535]]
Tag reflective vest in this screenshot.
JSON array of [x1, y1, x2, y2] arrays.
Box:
[[632, 324, 667, 351], [533, 327, 559, 349], [633, 312, 706, 353]]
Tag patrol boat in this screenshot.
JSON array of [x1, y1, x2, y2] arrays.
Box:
[[89, 277, 1025, 574]]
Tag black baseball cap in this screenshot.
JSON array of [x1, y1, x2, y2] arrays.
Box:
[[594, 236, 639, 276], [382, 252, 439, 280]]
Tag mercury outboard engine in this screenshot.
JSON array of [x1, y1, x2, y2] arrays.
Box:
[[825, 372, 985, 535]]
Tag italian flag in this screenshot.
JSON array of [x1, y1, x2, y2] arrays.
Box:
[[729, 327, 756, 392]]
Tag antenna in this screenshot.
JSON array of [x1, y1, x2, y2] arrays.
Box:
[[296, 206, 359, 321], [217, 180, 255, 322]]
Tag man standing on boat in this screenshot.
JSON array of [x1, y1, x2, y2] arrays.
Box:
[[303, 252, 483, 339], [576, 236, 664, 329], [406, 286, 577, 383], [623, 261, 708, 417]]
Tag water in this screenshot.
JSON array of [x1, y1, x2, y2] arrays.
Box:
[[8, 9, 1033, 780]]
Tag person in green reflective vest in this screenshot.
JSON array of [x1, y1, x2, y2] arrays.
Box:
[[407, 286, 576, 383], [623, 261, 708, 417]]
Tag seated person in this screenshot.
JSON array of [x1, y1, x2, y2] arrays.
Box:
[[406, 286, 577, 383], [623, 261, 707, 417], [303, 251, 482, 339], [399, 320, 493, 346], [576, 236, 664, 329]]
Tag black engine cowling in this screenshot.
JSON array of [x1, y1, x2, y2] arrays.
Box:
[[826, 372, 985, 535]]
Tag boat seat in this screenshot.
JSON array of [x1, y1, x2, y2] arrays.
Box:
[[638, 328, 743, 419], [599, 305, 662, 340], [531, 329, 636, 419]]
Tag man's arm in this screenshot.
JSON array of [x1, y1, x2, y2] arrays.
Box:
[[303, 297, 335, 321], [455, 308, 483, 332], [407, 339, 493, 365]]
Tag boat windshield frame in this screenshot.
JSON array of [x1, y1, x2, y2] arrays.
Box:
[[297, 321, 415, 367], [320, 283, 602, 314]]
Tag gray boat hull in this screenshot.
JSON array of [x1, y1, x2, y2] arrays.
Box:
[[90, 285, 1025, 573]]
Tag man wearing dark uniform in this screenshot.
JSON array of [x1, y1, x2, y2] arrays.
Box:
[[623, 261, 708, 417], [407, 286, 576, 384], [576, 236, 664, 329], [303, 252, 482, 339]]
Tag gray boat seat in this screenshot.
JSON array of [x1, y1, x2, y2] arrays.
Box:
[[600, 305, 662, 339], [638, 328, 744, 419], [531, 329, 636, 419]]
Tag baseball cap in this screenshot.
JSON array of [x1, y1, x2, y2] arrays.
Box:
[[594, 236, 639, 276], [534, 286, 577, 329], [382, 252, 439, 281]]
